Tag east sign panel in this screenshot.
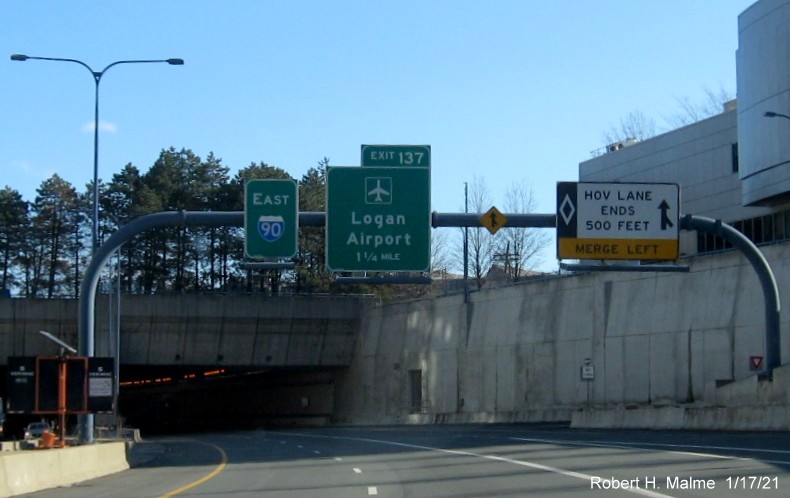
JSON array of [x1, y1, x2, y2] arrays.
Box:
[[327, 166, 431, 272], [244, 179, 298, 259], [557, 182, 680, 260]]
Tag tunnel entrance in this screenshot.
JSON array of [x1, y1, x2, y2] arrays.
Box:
[[118, 365, 342, 434]]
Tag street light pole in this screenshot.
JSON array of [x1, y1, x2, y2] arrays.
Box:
[[10, 54, 184, 254], [11, 54, 183, 443]]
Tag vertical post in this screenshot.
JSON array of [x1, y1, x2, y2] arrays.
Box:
[[58, 358, 67, 446], [92, 75, 101, 254], [114, 249, 121, 427], [463, 182, 469, 303]]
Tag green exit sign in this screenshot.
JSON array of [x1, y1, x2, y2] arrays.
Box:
[[245, 179, 298, 259], [361, 144, 431, 167], [326, 166, 431, 272]]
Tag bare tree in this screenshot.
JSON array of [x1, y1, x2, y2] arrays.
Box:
[[457, 176, 494, 290], [603, 110, 657, 145], [664, 85, 734, 128], [603, 86, 735, 148], [430, 228, 452, 277], [498, 180, 550, 279]]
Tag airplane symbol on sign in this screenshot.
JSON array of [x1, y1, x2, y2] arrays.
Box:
[[365, 177, 392, 204]]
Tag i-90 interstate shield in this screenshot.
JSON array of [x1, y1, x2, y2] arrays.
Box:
[[258, 215, 285, 242]]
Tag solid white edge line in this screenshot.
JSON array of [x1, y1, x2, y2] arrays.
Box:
[[509, 437, 756, 461], [274, 431, 674, 498]]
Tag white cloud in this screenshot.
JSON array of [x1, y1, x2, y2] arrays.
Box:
[[81, 121, 118, 133]]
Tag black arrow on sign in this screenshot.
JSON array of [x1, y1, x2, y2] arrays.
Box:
[[658, 200, 673, 230]]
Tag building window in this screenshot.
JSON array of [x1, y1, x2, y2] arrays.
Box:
[[697, 230, 732, 253], [778, 212, 789, 241], [696, 209, 790, 255], [743, 218, 754, 241], [731, 143, 739, 173]]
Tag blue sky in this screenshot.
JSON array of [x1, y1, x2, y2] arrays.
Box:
[[3, 1, 754, 271]]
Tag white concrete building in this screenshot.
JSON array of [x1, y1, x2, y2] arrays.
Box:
[[579, 0, 790, 259]]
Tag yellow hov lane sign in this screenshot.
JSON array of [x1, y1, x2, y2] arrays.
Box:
[[556, 182, 680, 260]]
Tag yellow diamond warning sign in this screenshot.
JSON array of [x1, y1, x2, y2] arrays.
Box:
[[480, 206, 507, 235]]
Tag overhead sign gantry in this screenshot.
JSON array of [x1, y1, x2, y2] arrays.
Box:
[[76, 181, 784, 442]]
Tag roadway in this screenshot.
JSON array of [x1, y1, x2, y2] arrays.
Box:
[[21, 424, 790, 497]]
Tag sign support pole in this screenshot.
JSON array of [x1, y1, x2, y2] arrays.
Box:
[[681, 215, 781, 379], [57, 358, 67, 447]]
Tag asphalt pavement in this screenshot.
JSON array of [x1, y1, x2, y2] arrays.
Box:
[[19, 423, 790, 497]]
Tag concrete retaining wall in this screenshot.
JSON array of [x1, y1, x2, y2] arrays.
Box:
[[0, 294, 364, 367], [0, 442, 128, 497], [335, 243, 790, 428], [571, 362, 790, 430], [571, 404, 790, 431]]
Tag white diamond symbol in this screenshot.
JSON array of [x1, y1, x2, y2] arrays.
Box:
[[559, 194, 576, 225]]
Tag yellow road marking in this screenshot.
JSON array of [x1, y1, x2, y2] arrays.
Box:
[[158, 440, 228, 498]]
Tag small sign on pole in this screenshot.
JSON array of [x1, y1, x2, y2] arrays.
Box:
[[581, 358, 594, 407], [750, 355, 764, 371]]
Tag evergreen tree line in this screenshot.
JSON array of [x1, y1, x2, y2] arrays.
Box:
[[0, 148, 333, 298]]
